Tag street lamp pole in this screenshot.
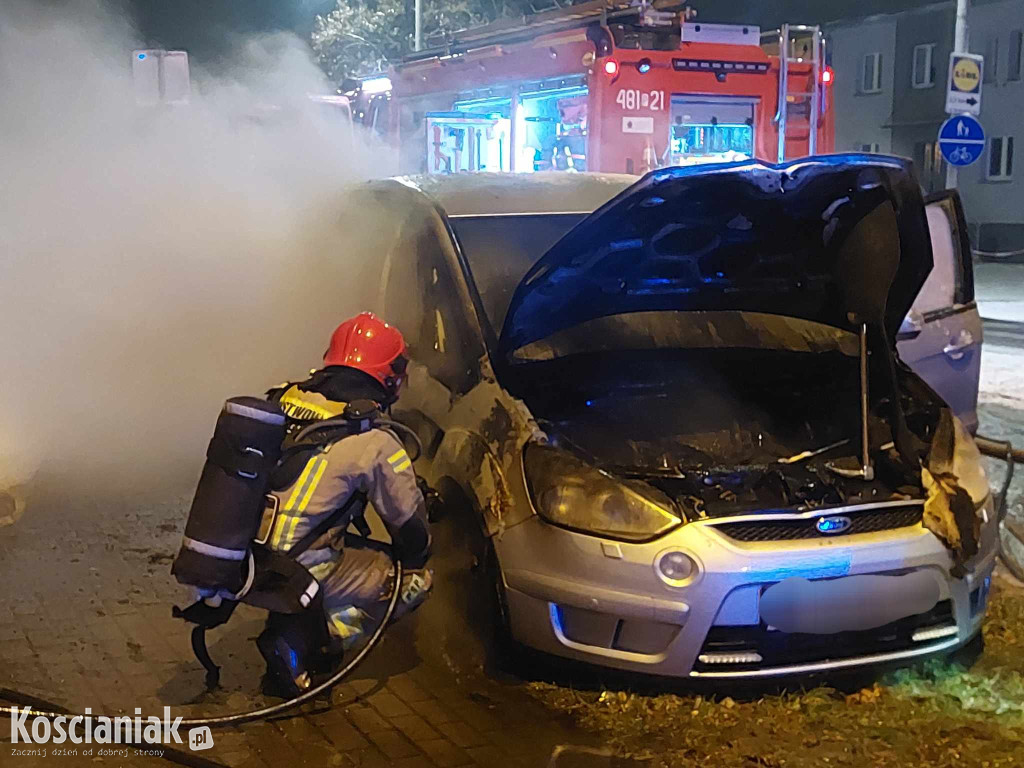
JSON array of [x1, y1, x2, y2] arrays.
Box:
[[415, 0, 423, 51], [946, 0, 970, 188]]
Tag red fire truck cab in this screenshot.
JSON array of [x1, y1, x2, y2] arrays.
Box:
[[381, 1, 833, 176]]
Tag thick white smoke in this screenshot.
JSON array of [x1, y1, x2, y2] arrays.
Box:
[[0, 0, 392, 512]]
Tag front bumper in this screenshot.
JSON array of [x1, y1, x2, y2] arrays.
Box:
[[497, 498, 998, 679]]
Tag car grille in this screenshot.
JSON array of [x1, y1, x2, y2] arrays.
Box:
[[692, 600, 954, 673], [710, 504, 923, 542]]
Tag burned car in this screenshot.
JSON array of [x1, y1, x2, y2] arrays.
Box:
[[359, 157, 997, 679]]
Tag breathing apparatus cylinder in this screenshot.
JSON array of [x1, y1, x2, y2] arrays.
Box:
[[172, 397, 286, 594]]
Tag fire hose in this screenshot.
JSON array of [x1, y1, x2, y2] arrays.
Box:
[[975, 434, 1024, 584]]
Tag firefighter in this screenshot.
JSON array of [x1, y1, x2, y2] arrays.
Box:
[[258, 312, 432, 695]]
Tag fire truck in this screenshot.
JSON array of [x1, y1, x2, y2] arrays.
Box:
[[363, 0, 833, 175]]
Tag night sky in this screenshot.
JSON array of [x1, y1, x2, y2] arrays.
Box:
[[126, 0, 934, 60], [127, 0, 337, 59]]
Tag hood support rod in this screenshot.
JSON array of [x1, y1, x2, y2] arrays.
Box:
[[823, 321, 872, 479], [828, 323, 875, 480], [859, 323, 875, 481]]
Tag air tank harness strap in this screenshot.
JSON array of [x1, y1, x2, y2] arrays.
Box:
[[283, 491, 368, 560], [171, 599, 239, 689], [206, 434, 266, 479]]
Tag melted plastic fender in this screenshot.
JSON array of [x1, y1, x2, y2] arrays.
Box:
[[922, 408, 987, 576], [421, 357, 545, 537]]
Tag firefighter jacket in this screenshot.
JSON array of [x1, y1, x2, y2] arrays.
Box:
[[265, 368, 430, 570]]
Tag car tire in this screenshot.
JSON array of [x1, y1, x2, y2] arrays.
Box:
[[434, 476, 528, 672], [483, 539, 532, 674], [484, 540, 511, 637]]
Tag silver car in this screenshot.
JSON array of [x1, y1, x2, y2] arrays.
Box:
[[359, 156, 997, 679]]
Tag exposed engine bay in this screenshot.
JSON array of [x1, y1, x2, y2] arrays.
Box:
[[506, 338, 945, 522]]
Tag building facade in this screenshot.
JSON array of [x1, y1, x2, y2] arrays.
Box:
[[959, 0, 1024, 250], [827, 14, 897, 155], [827, 0, 1023, 252]]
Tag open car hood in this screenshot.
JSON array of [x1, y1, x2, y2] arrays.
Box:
[[499, 155, 933, 362]]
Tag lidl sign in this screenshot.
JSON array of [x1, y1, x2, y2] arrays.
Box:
[[946, 52, 984, 115]]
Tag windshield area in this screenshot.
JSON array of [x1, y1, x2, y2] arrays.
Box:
[[449, 212, 587, 330]]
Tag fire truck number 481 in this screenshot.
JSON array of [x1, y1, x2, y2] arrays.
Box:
[[616, 89, 666, 111]]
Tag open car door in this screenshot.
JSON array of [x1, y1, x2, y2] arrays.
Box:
[[896, 190, 982, 432]]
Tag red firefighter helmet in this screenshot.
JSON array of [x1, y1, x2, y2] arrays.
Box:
[[324, 312, 407, 394]]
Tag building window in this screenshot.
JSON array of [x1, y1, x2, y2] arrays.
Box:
[[860, 142, 881, 153], [988, 136, 1014, 179], [912, 43, 936, 88], [921, 141, 943, 175], [862, 52, 882, 93], [984, 36, 999, 83], [915, 140, 946, 193], [1010, 31, 1022, 81]]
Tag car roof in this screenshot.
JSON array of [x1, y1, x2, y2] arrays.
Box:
[[386, 172, 638, 217]]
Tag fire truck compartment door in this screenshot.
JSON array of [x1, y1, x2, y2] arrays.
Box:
[[425, 113, 511, 174], [669, 97, 755, 159]]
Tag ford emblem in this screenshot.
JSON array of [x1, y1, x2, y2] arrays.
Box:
[[816, 516, 852, 535]]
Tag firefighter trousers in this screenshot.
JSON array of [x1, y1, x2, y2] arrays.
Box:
[[305, 545, 393, 650]]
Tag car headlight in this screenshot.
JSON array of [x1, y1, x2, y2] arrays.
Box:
[[523, 443, 682, 542]]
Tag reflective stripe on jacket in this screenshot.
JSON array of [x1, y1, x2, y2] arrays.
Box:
[[268, 428, 424, 562]]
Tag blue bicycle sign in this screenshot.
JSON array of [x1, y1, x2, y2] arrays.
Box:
[[938, 115, 985, 167]]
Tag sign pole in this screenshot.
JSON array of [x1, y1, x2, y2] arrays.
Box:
[[414, 0, 422, 51], [946, 0, 971, 189]]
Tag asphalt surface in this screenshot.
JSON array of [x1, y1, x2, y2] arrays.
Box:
[[983, 317, 1024, 349], [0, 484, 609, 768], [975, 261, 1024, 323]]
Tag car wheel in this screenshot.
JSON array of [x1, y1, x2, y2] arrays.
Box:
[[482, 539, 536, 675], [484, 540, 511, 637], [434, 477, 526, 669]]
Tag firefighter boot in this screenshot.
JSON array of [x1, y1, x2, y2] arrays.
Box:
[[257, 612, 324, 698]]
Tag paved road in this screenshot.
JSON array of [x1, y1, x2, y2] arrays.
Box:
[[0, 484, 604, 768], [983, 317, 1024, 349], [976, 261, 1024, 324]]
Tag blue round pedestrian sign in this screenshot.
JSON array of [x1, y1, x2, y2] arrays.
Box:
[[938, 115, 985, 167]]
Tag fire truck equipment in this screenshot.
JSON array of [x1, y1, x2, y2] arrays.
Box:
[[373, 0, 833, 175]]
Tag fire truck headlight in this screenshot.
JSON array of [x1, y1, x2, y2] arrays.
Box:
[[637, 58, 652, 74], [822, 66, 834, 85], [603, 58, 619, 77]]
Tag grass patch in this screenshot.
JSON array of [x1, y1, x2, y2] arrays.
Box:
[[526, 580, 1024, 767]]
